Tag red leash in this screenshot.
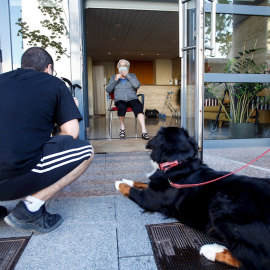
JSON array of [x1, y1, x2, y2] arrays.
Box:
[[168, 148, 270, 189]]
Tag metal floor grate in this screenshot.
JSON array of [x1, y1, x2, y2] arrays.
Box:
[[0, 236, 31, 270], [146, 223, 237, 270]]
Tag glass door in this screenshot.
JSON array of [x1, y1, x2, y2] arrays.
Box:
[[180, 0, 270, 159], [180, 0, 207, 159], [204, 1, 270, 141], [0, 0, 13, 74]]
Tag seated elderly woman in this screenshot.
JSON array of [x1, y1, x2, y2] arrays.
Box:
[[106, 59, 149, 140]]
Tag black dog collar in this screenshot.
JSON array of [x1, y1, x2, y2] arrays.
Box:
[[159, 160, 181, 171]]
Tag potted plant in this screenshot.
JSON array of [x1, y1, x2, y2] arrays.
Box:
[[209, 42, 269, 138]]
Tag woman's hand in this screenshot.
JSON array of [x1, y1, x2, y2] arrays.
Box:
[[120, 70, 128, 77], [115, 74, 122, 81]]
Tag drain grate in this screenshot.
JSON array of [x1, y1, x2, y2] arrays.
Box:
[[146, 222, 237, 270], [0, 236, 31, 270]]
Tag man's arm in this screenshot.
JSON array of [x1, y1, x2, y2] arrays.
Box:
[[59, 119, 80, 139]]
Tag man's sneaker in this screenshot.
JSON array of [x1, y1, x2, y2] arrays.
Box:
[[0, 206, 8, 219], [4, 201, 63, 234]]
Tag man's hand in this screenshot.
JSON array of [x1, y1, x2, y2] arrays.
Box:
[[59, 119, 79, 139]]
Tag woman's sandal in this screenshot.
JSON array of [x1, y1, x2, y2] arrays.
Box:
[[119, 129, 125, 138], [142, 133, 150, 140]]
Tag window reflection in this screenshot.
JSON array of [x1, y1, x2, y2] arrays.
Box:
[[217, 0, 269, 6], [205, 14, 270, 74]]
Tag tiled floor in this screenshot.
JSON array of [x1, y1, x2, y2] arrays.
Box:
[[88, 115, 270, 141], [1, 148, 269, 270], [88, 115, 181, 140], [54, 152, 150, 199], [0, 116, 269, 270]]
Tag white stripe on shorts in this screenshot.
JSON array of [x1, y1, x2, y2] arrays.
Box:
[[31, 153, 91, 173], [36, 149, 92, 167], [40, 145, 92, 162]]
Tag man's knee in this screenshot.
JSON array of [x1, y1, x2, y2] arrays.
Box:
[[84, 148, 94, 166]]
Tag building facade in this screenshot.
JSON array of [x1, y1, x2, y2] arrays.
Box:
[[1, 0, 269, 149]]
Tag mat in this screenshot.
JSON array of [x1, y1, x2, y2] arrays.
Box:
[[0, 236, 31, 270], [146, 222, 237, 270]]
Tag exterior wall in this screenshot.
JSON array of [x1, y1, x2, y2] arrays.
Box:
[[207, 58, 228, 73], [233, 15, 269, 68]]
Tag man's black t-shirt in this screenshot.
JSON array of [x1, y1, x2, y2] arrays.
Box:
[[0, 68, 83, 180]]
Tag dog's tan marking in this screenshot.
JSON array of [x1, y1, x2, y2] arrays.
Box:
[[118, 183, 132, 196], [133, 182, 148, 190], [215, 250, 241, 268]]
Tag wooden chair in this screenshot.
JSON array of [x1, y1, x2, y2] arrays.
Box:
[[106, 93, 145, 138]]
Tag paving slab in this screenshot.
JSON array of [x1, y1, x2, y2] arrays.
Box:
[[119, 256, 158, 270], [15, 222, 118, 270], [0, 147, 269, 270]]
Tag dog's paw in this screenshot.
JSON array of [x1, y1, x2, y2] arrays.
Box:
[[200, 244, 227, 261], [122, 179, 134, 187], [115, 181, 123, 191]]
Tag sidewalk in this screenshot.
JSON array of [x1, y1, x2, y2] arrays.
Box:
[[0, 147, 270, 270]]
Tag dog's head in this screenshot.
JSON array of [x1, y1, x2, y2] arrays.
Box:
[[146, 127, 198, 164]]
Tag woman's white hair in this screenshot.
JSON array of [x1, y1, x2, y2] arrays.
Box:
[[117, 59, 130, 69]]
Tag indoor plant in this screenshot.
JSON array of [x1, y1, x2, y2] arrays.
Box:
[[209, 43, 269, 138]]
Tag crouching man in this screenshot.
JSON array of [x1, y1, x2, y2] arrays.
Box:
[[0, 47, 94, 233]]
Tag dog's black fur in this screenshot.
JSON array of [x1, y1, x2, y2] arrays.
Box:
[[127, 127, 270, 270]]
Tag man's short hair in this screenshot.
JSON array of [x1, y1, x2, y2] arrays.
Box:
[[21, 47, 54, 72]]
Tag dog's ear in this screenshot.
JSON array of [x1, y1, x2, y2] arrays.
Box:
[[183, 128, 199, 151], [146, 127, 198, 163]]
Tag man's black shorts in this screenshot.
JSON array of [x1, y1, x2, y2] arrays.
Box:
[[115, 99, 144, 117], [0, 135, 93, 201]]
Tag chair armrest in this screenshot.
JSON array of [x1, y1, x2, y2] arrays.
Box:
[[107, 94, 112, 110]]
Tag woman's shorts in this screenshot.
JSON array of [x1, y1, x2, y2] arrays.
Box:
[[115, 99, 144, 117], [0, 135, 93, 201]]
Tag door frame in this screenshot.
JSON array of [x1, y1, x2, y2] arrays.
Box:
[[0, 0, 13, 74], [180, 0, 270, 158], [69, 0, 89, 139]]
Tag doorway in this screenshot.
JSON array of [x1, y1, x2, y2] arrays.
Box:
[[85, 2, 181, 140], [84, 0, 270, 146]]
